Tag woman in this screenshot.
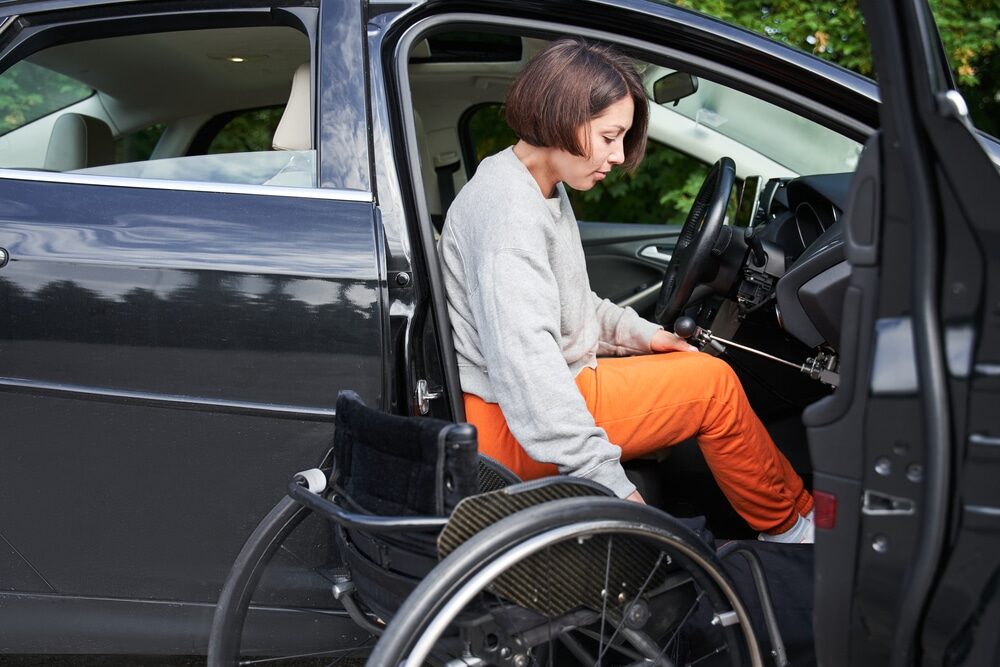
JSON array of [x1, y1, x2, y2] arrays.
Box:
[[438, 38, 814, 543]]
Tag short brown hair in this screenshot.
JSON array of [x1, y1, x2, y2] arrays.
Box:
[[504, 38, 649, 171]]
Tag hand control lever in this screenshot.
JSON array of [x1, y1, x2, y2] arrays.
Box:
[[674, 317, 840, 388], [743, 227, 767, 266]]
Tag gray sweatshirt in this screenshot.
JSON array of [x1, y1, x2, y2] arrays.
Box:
[[439, 147, 662, 498]]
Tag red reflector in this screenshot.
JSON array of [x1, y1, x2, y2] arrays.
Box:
[[814, 490, 837, 530]]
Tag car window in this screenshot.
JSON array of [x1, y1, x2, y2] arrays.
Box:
[[462, 102, 713, 224], [0, 25, 313, 189], [0, 61, 93, 135], [114, 124, 166, 163], [650, 68, 863, 175], [206, 107, 285, 154]]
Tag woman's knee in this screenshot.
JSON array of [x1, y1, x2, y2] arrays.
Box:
[[687, 353, 737, 382]]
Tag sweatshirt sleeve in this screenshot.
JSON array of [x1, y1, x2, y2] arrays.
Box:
[[469, 248, 636, 498], [591, 292, 663, 357]]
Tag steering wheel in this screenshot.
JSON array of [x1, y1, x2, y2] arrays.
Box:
[[654, 156, 737, 329]]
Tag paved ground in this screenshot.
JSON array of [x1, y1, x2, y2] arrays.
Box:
[[0, 657, 369, 665]]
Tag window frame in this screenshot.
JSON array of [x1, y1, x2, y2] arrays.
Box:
[[0, 4, 353, 199]]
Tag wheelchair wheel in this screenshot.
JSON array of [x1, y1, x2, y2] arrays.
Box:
[[368, 496, 762, 667], [207, 495, 375, 666]]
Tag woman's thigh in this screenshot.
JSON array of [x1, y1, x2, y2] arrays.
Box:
[[578, 352, 735, 460]]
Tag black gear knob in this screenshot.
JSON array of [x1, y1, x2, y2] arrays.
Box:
[[674, 317, 699, 340]]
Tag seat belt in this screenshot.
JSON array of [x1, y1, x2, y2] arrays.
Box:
[[434, 151, 461, 232]]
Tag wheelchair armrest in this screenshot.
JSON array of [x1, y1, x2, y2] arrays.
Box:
[[286, 476, 448, 533]]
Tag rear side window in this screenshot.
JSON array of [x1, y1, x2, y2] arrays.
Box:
[[114, 124, 166, 162], [207, 107, 284, 154], [0, 24, 314, 188], [0, 61, 93, 135]]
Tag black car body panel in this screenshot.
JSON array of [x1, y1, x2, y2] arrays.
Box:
[[0, 0, 384, 654]]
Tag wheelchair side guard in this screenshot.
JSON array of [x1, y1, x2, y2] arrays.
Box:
[[438, 476, 612, 556]]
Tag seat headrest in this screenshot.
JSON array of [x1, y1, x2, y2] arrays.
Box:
[[272, 62, 312, 151], [44, 113, 114, 172]]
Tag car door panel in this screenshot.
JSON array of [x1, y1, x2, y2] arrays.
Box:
[[0, 0, 381, 654], [579, 221, 681, 315], [804, 1, 1000, 664], [0, 180, 381, 593]]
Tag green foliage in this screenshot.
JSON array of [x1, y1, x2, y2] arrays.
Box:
[[568, 142, 709, 224], [0, 61, 91, 135], [467, 104, 517, 164], [466, 104, 710, 224], [674, 0, 1000, 136], [114, 124, 166, 163], [207, 107, 283, 154]]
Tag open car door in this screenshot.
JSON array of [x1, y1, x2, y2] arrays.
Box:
[[806, 0, 1000, 664]]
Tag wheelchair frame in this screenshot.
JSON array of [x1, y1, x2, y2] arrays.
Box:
[[207, 394, 789, 667]]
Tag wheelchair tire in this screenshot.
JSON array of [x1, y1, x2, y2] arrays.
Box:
[[367, 496, 762, 667]]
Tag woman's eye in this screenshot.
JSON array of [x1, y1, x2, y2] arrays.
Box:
[[603, 136, 615, 144]]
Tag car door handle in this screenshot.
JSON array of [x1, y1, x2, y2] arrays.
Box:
[[639, 245, 672, 263]]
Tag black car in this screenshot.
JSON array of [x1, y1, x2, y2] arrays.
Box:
[[0, 0, 997, 664]]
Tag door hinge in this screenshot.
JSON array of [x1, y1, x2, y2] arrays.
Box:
[[415, 379, 443, 415]]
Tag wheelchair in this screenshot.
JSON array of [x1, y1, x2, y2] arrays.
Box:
[[208, 391, 793, 666]]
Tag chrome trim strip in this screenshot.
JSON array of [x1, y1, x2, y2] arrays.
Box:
[[0, 16, 16, 39], [0, 168, 372, 203], [0, 377, 337, 420], [974, 363, 1000, 377], [966, 505, 1000, 517], [970, 433, 1000, 447]]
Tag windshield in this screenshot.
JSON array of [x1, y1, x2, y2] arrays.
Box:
[[661, 75, 863, 175]]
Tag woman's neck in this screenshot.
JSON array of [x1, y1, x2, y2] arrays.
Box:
[[512, 140, 559, 198]]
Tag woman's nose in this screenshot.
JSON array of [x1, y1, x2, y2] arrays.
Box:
[[608, 146, 625, 165]]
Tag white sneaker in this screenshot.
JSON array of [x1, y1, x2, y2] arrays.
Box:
[[759, 514, 815, 544]]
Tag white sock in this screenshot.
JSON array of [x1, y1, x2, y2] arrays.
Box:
[[758, 513, 815, 544]]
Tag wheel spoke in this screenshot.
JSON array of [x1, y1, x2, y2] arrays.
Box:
[[596, 535, 614, 667], [653, 591, 706, 664], [684, 643, 729, 667], [238, 636, 374, 665], [594, 551, 666, 664], [575, 627, 646, 661]]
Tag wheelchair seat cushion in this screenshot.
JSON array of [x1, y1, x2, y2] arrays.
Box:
[[332, 390, 478, 518]]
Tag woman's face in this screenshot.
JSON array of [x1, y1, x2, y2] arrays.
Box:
[[551, 95, 634, 191]]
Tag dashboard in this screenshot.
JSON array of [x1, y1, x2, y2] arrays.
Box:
[[750, 173, 854, 350]]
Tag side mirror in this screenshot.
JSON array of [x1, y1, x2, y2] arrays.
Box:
[[653, 72, 699, 106]]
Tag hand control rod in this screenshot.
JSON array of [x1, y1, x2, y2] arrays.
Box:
[[674, 317, 840, 388]]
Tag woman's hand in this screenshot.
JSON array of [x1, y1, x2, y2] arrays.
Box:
[[650, 329, 698, 353], [625, 490, 646, 504]]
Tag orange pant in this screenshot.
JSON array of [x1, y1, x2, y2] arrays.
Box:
[[465, 352, 813, 533]]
